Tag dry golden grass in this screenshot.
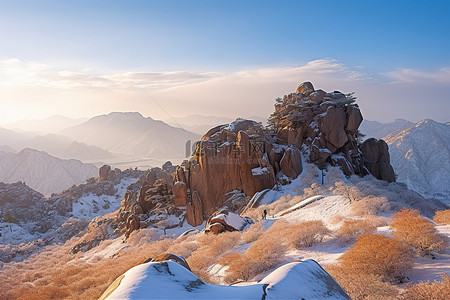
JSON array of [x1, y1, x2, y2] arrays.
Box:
[[285, 220, 330, 248], [400, 273, 450, 300], [350, 196, 390, 216], [326, 265, 399, 300], [433, 209, 450, 225], [0, 234, 174, 300], [390, 208, 448, 256], [338, 233, 414, 283], [336, 218, 378, 244]]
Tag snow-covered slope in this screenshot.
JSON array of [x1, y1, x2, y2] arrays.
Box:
[[101, 260, 349, 300], [359, 118, 413, 140], [384, 119, 450, 202], [0, 148, 98, 195], [62, 112, 200, 159]]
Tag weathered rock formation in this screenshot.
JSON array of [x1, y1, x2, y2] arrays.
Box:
[[174, 120, 278, 225], [204, 209, 252, 234], [172, 82, 395, 226], [115, 166, 184, 237], [360, 138, 396, 182]]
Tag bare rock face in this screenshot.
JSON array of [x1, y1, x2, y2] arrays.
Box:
[[320, 107, 348, 149], [280, 146, 303, 179], [173, 181, 188, 207], [178, 119, 277, 226], [360, 138, 396, 182], [346, 106, 363, 134]]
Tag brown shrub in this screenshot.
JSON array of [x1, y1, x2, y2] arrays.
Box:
[[337, 218, 377, 244], [285, 220, 330, 248], [433, 209, 450, 225], [350, 196, 390, 216], [338, 233, 414, 283], [390, 208, 448, 256], [241, 221, 265, 243], [326, 265, 399, 300], [400, 273, 450, 300], [218, 233, 288, 283], [187, 231, 242, 281]]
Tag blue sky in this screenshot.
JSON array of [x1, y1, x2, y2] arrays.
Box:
[[0, 0, 449, 123]]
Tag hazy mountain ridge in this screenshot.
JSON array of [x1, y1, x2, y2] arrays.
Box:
[[62, 112, 200, 159], [3, 115, 88, 134], [359, 118, 413, 140], [0, 148, 99, 195], [384, 119, 450, 202], [0, 127, 114, 161]]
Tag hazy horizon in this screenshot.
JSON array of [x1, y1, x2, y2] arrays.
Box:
[[1, 1, 449, 125]]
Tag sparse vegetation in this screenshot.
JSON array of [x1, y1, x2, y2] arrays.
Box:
[[336, 218, 378, 244], [434, 209, 450, 225], [390, 208, 448, 256], [400, 273, 450, 300], [337, 233, 414, 283]]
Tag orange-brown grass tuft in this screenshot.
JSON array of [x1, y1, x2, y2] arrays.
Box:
[[336, 218, 378, 244], [338, 233, 414, 283], [400, 273, 450, 300], [350, 196, 390, 216], [326, 265, 399, 300], [390, 208, 448, 256], [433, 209, 450, 225], [284, 220, 330, 248]]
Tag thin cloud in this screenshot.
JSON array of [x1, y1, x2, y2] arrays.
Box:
[[385, 67, 450, 84]]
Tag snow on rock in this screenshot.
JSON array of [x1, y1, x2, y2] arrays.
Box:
[[205, 210, 252, 234], [101, 260, 349, 300]]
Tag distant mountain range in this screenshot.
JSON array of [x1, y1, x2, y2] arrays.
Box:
[[0, 148, 98, 195], [0, 127, 114, 162], [61, 112, 200, 159], [383, 119, 450, 202], [3, 115, 87, 134], [359, 118, 413, 140]]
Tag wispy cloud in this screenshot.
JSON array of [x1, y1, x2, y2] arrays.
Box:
[[385, 67, 450, 84], [1, 58, 448, 124], [0, 59, 221, 90]]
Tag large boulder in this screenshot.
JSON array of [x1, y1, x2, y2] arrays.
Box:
[[346, 106, 363, 134], [280, 146, 303, 179], [360, 138, 396, 182], [320, 107, 348, 149], [205, 209, 252, 234], [296, 81, 315, 95]]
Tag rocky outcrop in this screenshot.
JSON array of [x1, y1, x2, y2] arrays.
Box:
[[98, 165, 119, 182], [171, 82, 395, 226], [270, 82, 391, 181], [360, 138, 396, 182], [175, 120, 277, 226], [204, 209, 252, 234], [115, 166, 184, 237]]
